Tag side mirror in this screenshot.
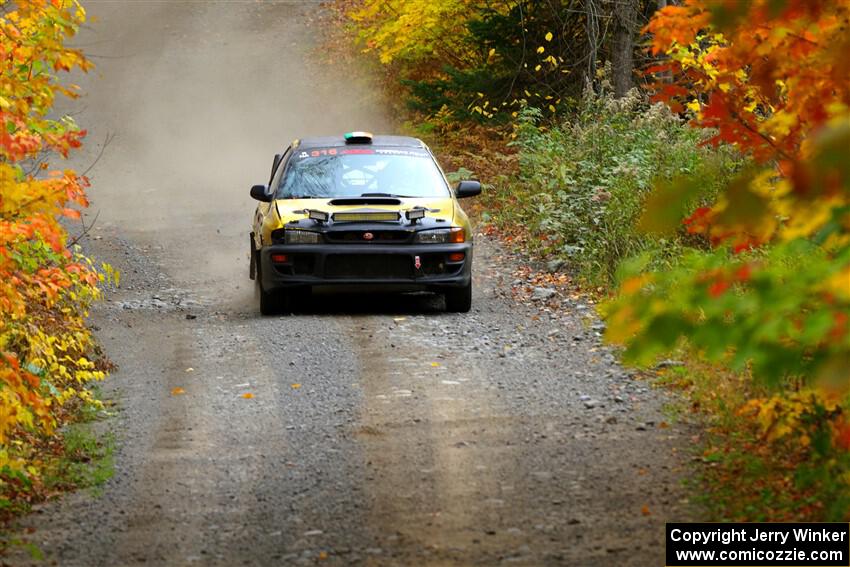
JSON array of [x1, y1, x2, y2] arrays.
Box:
[[250, 184, 272, 202], [455, 180, 482, 199]]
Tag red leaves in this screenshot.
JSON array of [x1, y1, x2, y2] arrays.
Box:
[[701, 260, 757, 299], [734, 264, 753, 282], [833, 417, 850, 451], [707, 278, 730, 298], [830, 311, 849, 343], [683, 206, 712, 234]]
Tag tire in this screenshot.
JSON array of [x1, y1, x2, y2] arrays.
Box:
[[259, 286, 288, 316], [444, 280, 472, 313], [256, 262, 288, 316]]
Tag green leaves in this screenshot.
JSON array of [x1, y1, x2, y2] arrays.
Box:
[[604, 240, 850, 389]]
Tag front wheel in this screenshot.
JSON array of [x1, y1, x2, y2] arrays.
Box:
[[444, 280, 472, 313], [256, 263, 289, 316]]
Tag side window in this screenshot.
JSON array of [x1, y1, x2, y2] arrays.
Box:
[[269, 146, 302, 199], [269, 147, 291, 194]]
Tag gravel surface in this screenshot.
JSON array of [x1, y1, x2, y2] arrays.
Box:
[[8, 2, 693, 565]]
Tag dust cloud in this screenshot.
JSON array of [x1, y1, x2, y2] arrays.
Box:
[[59, 1, 391, 305]]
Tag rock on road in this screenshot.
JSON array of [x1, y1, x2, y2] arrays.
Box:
[[11, 2, 691, 566]]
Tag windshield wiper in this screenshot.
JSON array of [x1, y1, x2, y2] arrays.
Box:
[[359, 192, 412, 198]]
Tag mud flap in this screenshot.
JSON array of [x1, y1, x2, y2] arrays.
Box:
[[249, 232, 256, 280]]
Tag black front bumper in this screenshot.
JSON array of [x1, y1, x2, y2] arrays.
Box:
[[259, 243, 472, 292]]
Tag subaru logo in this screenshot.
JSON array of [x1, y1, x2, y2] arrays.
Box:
[[363, 232, 374, 241]]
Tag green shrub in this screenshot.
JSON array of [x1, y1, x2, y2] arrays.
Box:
[[483, 88, 743, 287]]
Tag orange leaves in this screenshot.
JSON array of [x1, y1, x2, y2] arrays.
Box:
[[645, 4, 709, 55], [62, 208, 81, 220], [0, 0, 106, 492], [644, 0, 850, 250]]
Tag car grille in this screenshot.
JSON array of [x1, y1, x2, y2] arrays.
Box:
[[332, 211, 400, 223], [325, 254, 413, 279], [324, 230, 412, 244]]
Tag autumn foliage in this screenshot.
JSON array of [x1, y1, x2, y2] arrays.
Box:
[[606, 0, 850, 383], [601, 0, 850, 518], [0, 0, 110, 508]]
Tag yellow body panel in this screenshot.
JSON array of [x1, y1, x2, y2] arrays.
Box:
[[254, 197, 471, 247]]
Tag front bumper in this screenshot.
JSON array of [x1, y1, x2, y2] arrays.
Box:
[[259, 243, 472, 292]]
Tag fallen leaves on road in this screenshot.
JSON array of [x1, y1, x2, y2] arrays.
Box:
[[291, 383, 301, 389], [431, 362, 440, 367], [641, 505, 651, 516], [241, 392, 254, 399], [171, 387, 186, 396]]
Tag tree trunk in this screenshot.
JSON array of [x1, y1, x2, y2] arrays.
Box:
[[585, 0, 600, 93], [611, 0, 638, 98]]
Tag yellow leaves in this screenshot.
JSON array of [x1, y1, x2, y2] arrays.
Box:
[[290, 383, 301, 389], [171, 387, 186, 396], [740, 390, 840, 445], [241, 392, 254, 399], [348, 0, 475, 66], [544, 32, 553, 42], [536, 46, 545, 54], [763, 110, 797, 139], [780, 197, 839, 241], [0, 0, 105, 493], [822, 265, 850, 300]]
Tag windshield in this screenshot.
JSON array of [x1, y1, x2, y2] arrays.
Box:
[[276, 147, 450, 199]]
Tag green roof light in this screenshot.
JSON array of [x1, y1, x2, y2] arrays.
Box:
[[344, 131, 373, 144]]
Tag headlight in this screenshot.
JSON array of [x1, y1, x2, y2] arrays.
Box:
[[414, 227, 465, 244], [284, 230, 320, 244]]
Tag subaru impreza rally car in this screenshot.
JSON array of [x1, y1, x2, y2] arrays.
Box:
[[249, 132, 481, 315]]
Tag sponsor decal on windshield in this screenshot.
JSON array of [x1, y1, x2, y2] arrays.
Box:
[[295, 147, 429, 159]]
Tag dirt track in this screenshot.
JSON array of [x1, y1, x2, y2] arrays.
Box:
[[11, 2, 691, 565]]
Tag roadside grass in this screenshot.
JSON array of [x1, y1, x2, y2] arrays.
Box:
[[655, 359, 850, 521], [44, 425, 115, 497], [1, 387, 115, 555], [478, 89, 743, 290]]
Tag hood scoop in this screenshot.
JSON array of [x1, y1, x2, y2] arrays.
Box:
[[328, 197, 402, 206]]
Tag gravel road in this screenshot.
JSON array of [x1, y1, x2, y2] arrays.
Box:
[[10, 2, 692, 565]]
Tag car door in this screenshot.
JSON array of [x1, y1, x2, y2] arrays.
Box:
[[253, 146, 291, 249]]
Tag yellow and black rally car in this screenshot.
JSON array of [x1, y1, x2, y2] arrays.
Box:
[[249, 132, 481, 315]]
